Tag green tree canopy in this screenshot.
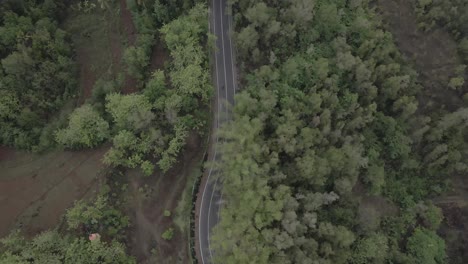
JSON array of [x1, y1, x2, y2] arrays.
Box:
[[105, 93, 155, 132], [55, 104, 110, 149], [0, 2, 76, 150], [406, 228, 446, 264], [0, 230, 135, 264]]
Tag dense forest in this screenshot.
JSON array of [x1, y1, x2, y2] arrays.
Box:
[[0, 0, 76, 150], [1, 0, 468, 263], [212, 0, 467, 263]]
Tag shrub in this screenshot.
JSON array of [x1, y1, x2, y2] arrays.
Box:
[[55, 104, 109, 149], [161, 227, 174, 240]]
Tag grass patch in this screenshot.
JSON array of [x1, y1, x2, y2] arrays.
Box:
[[174, 160, 204, 233], [174, 108, 212, 234], [62, 3, 126, 100]]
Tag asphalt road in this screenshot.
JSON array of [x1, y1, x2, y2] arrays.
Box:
[[197, 0, 236, 263]]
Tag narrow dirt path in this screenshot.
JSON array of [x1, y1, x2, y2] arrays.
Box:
[[119, 0, 138, 94]]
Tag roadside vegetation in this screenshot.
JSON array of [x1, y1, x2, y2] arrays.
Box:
[[57, 1, 210, 177], [212, 0, 467, 263]]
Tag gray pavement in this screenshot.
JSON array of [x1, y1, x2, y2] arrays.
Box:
[[197, 0, 237, 263]]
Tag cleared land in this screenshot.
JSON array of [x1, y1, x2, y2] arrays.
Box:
[[0, 145, 108, 237]]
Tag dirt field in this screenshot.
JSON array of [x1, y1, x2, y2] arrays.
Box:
[[0, 145, 108, 237], [150, 39, 170, 72], [125, 133, 204, 264]]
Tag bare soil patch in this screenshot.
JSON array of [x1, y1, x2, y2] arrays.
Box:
[[434, 174, 468, 263], [150, 40, 170, 72], [75, 48, 97, 104], [353, 182, 399, 232], [119, 0, 138, 94], [120, 0, 137, 46], [436, 203, 468, 264], [125, 133, 204, 264], [0, 145, 109, 238]]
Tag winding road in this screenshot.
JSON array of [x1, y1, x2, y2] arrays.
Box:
[[195, 0, 237, 263]]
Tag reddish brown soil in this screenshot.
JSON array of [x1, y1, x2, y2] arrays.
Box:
[[76, 48, 97, 105], [126, 133, 204, 264], [0, 145, 109, 237], [150, 41, 170, 72], [120, 0, 138, 94], [352, 182, 399, 232], [108, 6, 125, 87], [433, 175, 468, 263], [0, 146, 12, 160], [120, 0, 137, 46], [437, 203, 468, 263]]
